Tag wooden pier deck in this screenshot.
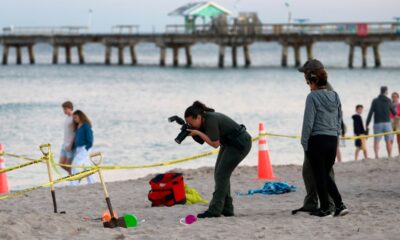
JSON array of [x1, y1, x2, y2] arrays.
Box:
[[1, 22, 399, 68]]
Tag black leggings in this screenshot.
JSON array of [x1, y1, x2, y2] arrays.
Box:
[[307, 135, 343, 210]]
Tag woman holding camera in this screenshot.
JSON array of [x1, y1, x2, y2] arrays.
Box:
[[184, 101, 252, 218], [300, 59, 348, 217]]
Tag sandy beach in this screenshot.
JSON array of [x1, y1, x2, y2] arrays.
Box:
[[1, 156, 400, 240]]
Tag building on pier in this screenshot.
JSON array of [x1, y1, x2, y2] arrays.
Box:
[[168, 1, 231, 33]]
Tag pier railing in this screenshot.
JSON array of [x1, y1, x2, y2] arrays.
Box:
[[111, 25, 140, 34], [166, 22, 400, 35], [2, 26, 89, 35], [2, 22, 399, 36]]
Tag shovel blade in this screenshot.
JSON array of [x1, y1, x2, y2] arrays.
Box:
[[103, 218, 119, 228]]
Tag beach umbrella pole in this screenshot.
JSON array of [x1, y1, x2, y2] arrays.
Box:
[[40, 144, 58, 213]]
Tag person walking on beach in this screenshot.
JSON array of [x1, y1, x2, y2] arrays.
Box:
[[184, 101, 252, 218], [352, 105, 368, 160], [300, 60, 348, 217], [366, 86, 397, 159], [292, 59, 336, 215], [390, 92, 400, 156], [70, 110, 95, 186], [60, 101, 75, 174]]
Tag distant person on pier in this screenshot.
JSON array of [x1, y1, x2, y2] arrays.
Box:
[[390, 92, 400, 156], [70, 110, 95, 186], [366, 86, 397, 159], [60, 101, 75, 175], [352, 105, 368, 160]]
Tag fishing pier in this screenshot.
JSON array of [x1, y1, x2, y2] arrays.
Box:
[[1, 22, 399, 68]]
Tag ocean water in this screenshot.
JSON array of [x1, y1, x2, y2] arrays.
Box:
[[1, 42, 400, 189]]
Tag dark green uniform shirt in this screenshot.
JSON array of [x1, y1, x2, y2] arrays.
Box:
[[203, 112, 240, 143]]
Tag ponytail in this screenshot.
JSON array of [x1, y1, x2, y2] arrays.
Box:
[[184, 101, 215, 118]]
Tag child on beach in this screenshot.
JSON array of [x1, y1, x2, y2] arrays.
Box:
[[60, 101, 75, 174], [70, 110, 95, 186], [352, 105, 368, 160]]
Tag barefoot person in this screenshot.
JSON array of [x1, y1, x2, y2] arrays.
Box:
[[70, 110, 95, 186], [300, 60, 348, 217], [60, 101, 75, 174], [184, 101, 252, 218]]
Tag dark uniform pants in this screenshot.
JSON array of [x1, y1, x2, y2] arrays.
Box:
[[302, 153, 336, 211], [208, 133, 252, 215]]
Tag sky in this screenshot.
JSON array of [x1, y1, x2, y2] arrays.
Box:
[[1, 0, 399, 32]]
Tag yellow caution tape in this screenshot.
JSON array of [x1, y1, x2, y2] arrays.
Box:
[[0, 159, 44, 174], [56, 149, 220, 170], [2, 130, 400, 173], [340, 130, 400, 140], [0, 168, 99, 201], [257, 130, 400, 141], [1, 152, 43, 162], [54, 130, 400, 170], [2, 130, 400, 201]]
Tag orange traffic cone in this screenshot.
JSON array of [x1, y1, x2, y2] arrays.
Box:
[[0, 144, 9, 194], [257, 122, 277, 180]]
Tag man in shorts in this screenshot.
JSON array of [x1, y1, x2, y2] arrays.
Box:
[[366, 86, 397, 159], [60, 101, 75, 174]]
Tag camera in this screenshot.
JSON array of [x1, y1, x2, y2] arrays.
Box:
[[168, 115, 191, 144], [168, 115, 204, 145]]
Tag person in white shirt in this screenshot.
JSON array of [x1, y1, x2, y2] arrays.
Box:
[[60, 101, 75, 174]]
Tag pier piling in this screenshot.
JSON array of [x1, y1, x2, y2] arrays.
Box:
[[281, 45, 288, 67], [294, 46, 301, 67], [218, 45, 225, 68], [28, 45, 35, 64], [173, 47, 179, 67], [160, 47, 166, 66], [361, 45, 368, 68], [118, 46, 124, 65], [65, 46, 72, 64], [243, 45, 251, 67], [52, 46, 59, 64], [105, 46, 111, 65], [2, 46, 9, 65], [306, 44, 314, 59], [185, 46, 192, 67], [130, 46, 137, 65], [78, 45, 84, 64], [16, 46, 22, 65], [373, 44, 381, 68], [348, 44, 354, 69], [232, 46, 237, 68]]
